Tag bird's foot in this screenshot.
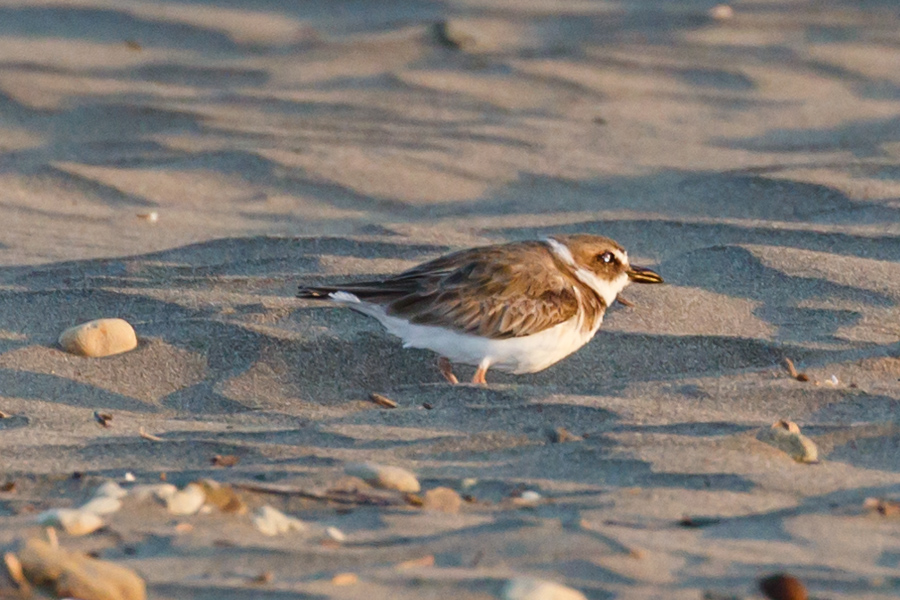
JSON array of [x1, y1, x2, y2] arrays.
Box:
[[437, 357, 459, 384], [471, 364, 488, 385]]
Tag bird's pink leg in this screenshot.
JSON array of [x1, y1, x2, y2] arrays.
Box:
[[471, 363, 489, 385], [437, 357, 459, 384]]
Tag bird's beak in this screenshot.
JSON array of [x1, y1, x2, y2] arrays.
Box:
[[627, 265, 664, 284]]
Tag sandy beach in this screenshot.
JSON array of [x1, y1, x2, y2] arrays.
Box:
[[1, 0, 900, 598]]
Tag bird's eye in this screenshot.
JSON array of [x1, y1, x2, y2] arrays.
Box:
[[598, 251, 614, 264]]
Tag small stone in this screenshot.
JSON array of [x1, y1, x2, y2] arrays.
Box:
[[709, 4, 735, 20], [679, 515, 721, 528], [759, 573, 808, 600], [549, 427, 583, 443], [461, 478, 478, 489], [345, 463, 420, 493], [757, 421, 819, 463], [165, 483, 206, 516], [864, 497, 900, 516], [37, 508, 104, 536], [423, 487, 462, 513], [251, 506, 306, 536], [123, 472, 136, 482], [324, 526, 346, 542], [432, 20, 475, 50], [331, 572, 358, 586], [430, 18, 523, 53], [94, 412, 113, 428], [211, 454, 239, 467], [503, 577, 587, 600], [59, 319, 138, 358], [249, 570, 272, 585], [136, 211, 158, 223]]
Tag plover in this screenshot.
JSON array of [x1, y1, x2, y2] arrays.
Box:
[[297, 235, 663, 384]]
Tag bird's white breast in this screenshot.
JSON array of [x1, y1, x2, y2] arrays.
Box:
[[328, 292, 602, 374]]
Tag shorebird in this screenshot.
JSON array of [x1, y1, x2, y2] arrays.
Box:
[[297, 235, 663, 384]]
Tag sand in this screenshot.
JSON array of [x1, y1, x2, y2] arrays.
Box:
[[0, 0, 900, 598]]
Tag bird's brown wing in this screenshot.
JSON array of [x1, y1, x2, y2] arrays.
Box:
[[374, 241, 580, 339]]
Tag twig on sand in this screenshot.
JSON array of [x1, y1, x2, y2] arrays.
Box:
[[783, 358, 810, 382], [616, 295, 635, 308], [138, 427, 165, 442], [369, 393, 398, 409]]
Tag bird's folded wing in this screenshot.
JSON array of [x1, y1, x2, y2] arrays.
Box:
[[382, 243, 580, 339]]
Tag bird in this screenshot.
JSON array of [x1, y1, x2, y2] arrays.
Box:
[[296, 234, 663, 384]]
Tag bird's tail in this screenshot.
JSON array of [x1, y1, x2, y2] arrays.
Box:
[[296, 285, 342, 299], [298, 278, 413, 304]]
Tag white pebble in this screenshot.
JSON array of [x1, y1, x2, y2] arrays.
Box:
[[123, 472, 136, 482], [512, 490, 543, 506], [37, 508, 104, 536], [503, 577, 587, 600], [325, 526, 346, 542], [251, 505, 307, 536], [58, 318, 138, 357], [345, 462, 420, 493], [709, 4, 734, 20], [165, 483, 206, 516]]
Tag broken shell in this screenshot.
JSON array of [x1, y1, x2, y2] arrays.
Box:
[[251, 506, 306, 536], [19, 537, 146, 600], [369, 393, 398, 408], [345, 462, 420, 493], [95, 481, 128, 499], [757, 421, 819, 463], [165, 483, 206, 516], [79, 496, 122, 516], [198, 480, 246, 514], [503, 577, 587, 600], [4, 551, 29, 592], [129, 483, 177, 503], [37, 509, 104, 536]]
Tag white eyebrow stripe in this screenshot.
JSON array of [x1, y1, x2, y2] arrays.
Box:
[[543, 237, 576, 266]]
